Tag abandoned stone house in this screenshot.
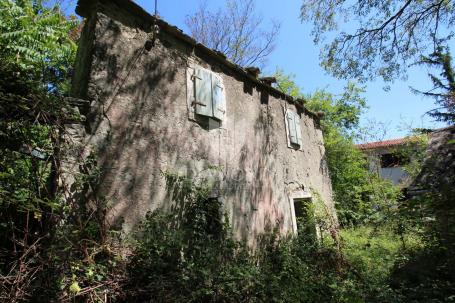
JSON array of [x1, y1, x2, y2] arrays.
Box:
[[65, 0, 336, 243]]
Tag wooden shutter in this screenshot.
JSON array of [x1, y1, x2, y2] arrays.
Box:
[[295, 113, 302, 147], [211, 74, 226, 121], [287, 111, 297, 145], [194, 68, 213, 117]]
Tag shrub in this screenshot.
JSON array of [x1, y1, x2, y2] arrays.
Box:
[[125, 171, 386, 303]]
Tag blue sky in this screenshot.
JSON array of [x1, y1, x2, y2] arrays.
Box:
[[63, 0, 449, 140]]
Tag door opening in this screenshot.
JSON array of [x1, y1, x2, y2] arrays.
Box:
[[293, 198, 317, 243]]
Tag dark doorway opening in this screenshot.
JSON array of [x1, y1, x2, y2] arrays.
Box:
[[293, 198, 317, 243]]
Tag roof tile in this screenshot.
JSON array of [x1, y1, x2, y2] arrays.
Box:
[[355, 138, 407, 150]]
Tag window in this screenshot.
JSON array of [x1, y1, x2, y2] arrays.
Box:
[[191, 67, 226, 122], [285, 110, 302, 148], [380, 153, 409, 168]]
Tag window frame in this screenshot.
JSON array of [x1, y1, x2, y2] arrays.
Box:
[[288, 189, 313, 235]]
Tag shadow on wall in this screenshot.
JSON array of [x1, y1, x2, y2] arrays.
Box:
[[223, 105, 283, 244], [75, 14, 286, 239], [76, 16, 193, 231]]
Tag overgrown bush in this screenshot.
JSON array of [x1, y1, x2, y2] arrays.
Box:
[[391, 131, 455, 302], [123, 171, 390, 303], [0, 1, 111, 301]]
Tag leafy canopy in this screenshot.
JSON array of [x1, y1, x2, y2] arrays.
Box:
[[300, 0, 455, 83], [0, 0, 78, 92]]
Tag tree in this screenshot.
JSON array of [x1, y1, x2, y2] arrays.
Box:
[[0, 1, 79, 300], [0, 0, 77, 92], [274, 70, 401, 226], [274, 69, 366, 135], [185, 0, 280, 68], [304, 88, 397, 226], [300, 0, 455, 83], [411, 45, 455, 123]]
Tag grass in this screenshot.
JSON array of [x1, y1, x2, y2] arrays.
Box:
[[340, 225, 423, 283]]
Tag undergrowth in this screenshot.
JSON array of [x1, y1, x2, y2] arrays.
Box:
[[122, 171, 393, 303]]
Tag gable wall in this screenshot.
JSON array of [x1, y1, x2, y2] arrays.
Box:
[[68, 0, 335, 243]]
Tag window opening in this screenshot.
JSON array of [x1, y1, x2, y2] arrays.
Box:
[[380, 153, 409, 168]]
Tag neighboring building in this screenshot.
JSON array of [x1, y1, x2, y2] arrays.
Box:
[[63, 0, 336, 244], [356, 127, 453, 188], [356, 138, 411, 186]]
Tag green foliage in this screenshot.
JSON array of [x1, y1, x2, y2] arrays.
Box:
[[273, 72, 423, 302], [411, 44, 455, 124], [128, 171, 256, 302], [305, 82, 366, 133], [126, 171, 376, 303], [391, 129, 455, 301], [341, 226, 422, 285], [0, 0, 78, 248], [274, 69, 304, 99], [0, 1, 82, 301], [391, 246, 455, 302], [0, 62, 63, 279], [300, 0, 454, 83], [338, 224, 432, 303], [0, 0, 78, 92], [275, 70, 401, 226], [8, 151, 126, 302]]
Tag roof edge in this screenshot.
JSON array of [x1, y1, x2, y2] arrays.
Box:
[[75, 0, 322, 121], [355, 138, 408, 150]]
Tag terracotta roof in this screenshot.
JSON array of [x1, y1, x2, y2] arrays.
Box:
[[355, 138, 407, 150]]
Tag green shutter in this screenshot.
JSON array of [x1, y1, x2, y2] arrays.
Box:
[[287, 111, 297, 144], [295, 113, 302, 147], [212, 75, 225, 121], [287, 111, 302, 147], [194, 68, 213, 117]]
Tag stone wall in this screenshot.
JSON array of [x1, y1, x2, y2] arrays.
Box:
[[68, 0, 335, 243]]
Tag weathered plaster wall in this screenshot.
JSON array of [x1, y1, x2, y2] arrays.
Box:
[[68, 0, 335, 243]]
